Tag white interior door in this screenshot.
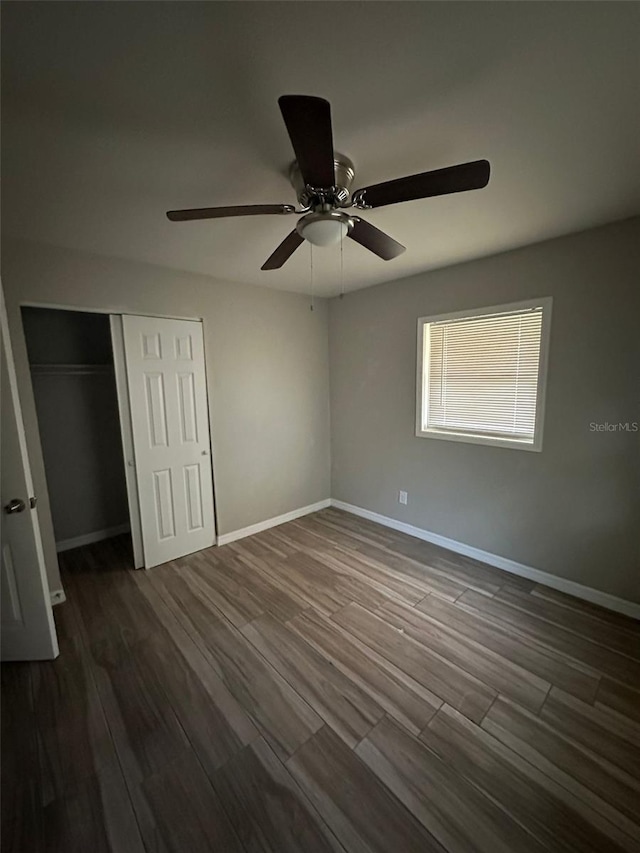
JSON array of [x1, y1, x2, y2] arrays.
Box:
[[1, 284, 59, 660], [122, 315, 215, 567]]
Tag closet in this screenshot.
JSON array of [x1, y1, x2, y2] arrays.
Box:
[[22, 306, 217, 570], [22, 308, 131, 554]]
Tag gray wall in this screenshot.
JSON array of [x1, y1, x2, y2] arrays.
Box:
[[2, 239, 331, 593], [329, 218, 640, 603], [5, 220, 637, 604], [22, 308, 129, 544]]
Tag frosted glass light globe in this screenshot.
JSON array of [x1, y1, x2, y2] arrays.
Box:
[[301, 218, 349, 246]]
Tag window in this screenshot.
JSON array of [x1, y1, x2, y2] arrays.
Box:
[[416, 298, 552, 451]]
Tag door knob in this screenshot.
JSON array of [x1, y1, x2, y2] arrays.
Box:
[[4, 498, 26, 514]]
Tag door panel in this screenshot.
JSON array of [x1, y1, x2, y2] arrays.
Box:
[[1, 285, 58, 660], [145, 373, 169, 446], [178, 373, 198, 442], [122, 315, 215, 567], [184, 465, 204, 531], [1, 543, 24, 625], [154, 469, 176, 539]]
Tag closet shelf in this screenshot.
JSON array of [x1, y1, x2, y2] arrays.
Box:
[[30, 363, 114, 376]]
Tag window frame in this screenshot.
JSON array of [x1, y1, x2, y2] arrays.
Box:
[[415, 297, 553, 452]]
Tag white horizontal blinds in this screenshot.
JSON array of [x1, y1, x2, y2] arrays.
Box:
[[425, 307, 544, 441]]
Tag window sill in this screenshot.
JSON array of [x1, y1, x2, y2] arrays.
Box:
[[415, 427, 542, 452]]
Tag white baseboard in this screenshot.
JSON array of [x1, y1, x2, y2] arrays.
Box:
[[50, 588, 66, 606], [331, 499, 640, 620], [217, 499, 332, 546], [56, 523, 131, 553]]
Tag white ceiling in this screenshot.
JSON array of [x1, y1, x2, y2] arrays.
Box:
[[2, 2, 639, 296]]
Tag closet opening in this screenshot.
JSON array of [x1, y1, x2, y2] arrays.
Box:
[[21, 305, 217, 573], [22, 307, 135, 566]]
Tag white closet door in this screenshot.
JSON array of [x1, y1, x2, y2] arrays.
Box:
[[122, 315, 215, 567]]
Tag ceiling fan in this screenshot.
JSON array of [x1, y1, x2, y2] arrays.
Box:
[[167, 95, 490, 271]]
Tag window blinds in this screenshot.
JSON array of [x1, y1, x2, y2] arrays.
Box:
[[424, 307, 544, 441]]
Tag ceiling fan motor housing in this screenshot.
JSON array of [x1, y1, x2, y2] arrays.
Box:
[[289, 153, 356, 210]]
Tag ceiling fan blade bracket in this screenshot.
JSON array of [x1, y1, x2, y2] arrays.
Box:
[[350, 189, 371, 210]]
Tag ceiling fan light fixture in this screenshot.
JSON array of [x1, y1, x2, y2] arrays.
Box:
[[301, 219, 348, 246], [167, 94, 490, 270], [296, 211, 351, 247]]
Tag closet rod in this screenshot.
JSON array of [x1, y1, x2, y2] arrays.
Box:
[[30, 363, 114, 376]]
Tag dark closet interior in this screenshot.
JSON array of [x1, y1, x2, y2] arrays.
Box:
[[22, 307, 129, 550]]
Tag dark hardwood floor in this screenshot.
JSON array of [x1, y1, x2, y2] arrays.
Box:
[[2, 508, 639, 852]]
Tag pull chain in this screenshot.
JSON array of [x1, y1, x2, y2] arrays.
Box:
[[339, 234, 345, 299], [309, 242, 314, 311]]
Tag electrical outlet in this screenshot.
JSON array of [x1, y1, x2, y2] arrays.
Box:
[[399, 490, 408, 505]]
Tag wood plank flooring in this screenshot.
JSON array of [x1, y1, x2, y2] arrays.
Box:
[[2, 508, 639, 852]]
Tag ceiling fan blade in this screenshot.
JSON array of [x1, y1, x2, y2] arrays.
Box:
[[353, 159, 490, 209], [167, 204, 295, 222], [278, 95, 335, 188], [348, 217, 406, 260], [261, 230, 305, 270]]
